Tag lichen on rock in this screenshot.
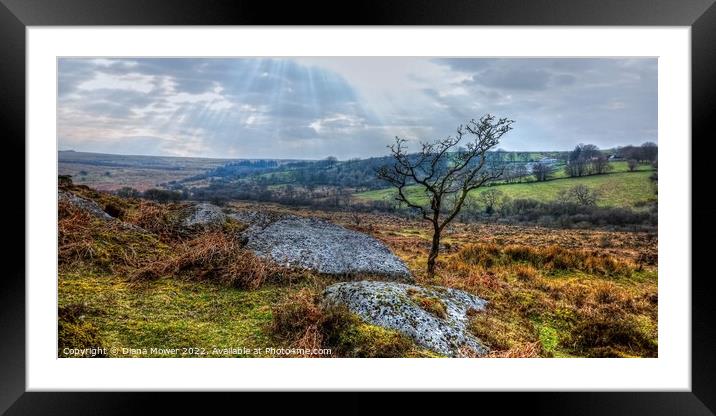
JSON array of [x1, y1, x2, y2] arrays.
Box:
[[181, 203, 228, 229], [322, 281, 488, 356], [243, 216, 412, 280], [59, 189, 113, 220]]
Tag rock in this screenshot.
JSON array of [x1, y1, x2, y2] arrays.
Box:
[[58, 190, 146, 231], [244, 216, 412, 280], [226, 209, 283, 228], [322, 281, 488, 356], [181, 203, 228, 229], [59, 190, 113, 220]]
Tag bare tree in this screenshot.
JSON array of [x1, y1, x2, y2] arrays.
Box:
[[593, 154, 612, 174], [640, 142, 658, 163], [478, 188, 505, 215], [569, 184, 599, 206], [532, 161, 553, 182], [377, 115, 514, 276], [627, 159, 639, 172], [513, 163, 528, 182]]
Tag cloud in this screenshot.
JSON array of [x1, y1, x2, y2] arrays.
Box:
[[58, 57, 657, 159]]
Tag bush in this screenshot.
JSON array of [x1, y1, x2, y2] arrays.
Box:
[[143, 188, 184, 203], [499, 198, 656, 230], [115, 187, 141, 198]]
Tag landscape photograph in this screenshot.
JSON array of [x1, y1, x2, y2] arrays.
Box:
[[57, 57, 658, 358]]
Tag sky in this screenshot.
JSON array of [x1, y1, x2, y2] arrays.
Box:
[[57, 57, 657, 160]]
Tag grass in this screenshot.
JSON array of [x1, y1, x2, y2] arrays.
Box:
[[431, 245, 657, 357], [59, 269, 288, 357], [355, 169, 655, 208], [270, 288, 435, 357], [58, 186, 433, 357], [458, 243, 635, 277], [58, 184, 657, 358], [366, 211, 658, 358], [406, 288, 448, 319], [131, 230, 277, 289]]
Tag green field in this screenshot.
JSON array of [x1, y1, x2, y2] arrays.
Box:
[[355, 167, 656, 208]]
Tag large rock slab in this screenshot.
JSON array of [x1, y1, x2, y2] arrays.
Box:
[[322, 281, 488, 356], [244, 216, 412, 280]]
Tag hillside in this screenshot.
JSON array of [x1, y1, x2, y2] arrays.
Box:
[[356, 167, 656, 208], [58, 181, 658, 358]]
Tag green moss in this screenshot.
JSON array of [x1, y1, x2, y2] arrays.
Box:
[[333, 320, 415, 358], [58, 303, 106, 357], [537, 324, 559, 355], [221, 217, 248, 234], [59, 271, 287, 357]]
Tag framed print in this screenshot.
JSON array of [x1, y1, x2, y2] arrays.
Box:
[[3, 0, 715, 414]]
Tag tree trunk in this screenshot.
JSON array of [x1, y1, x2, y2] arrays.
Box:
[[426, 227, 441, 277]]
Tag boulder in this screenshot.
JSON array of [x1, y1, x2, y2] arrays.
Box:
[[244, 216, 412, 280], [59, 190, 113, 220], [58, 190, 146, 231], [226, 209, 283, 228], [181, 203, 229, 229], [322, 281, 488, 356]]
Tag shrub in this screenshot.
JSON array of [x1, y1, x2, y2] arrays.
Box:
[[115, 187, 141, 198], [498, 198, 656, 230], [142, 188, 184, 203], [58, 175, 73, 187], [270, 288, 323, 345]]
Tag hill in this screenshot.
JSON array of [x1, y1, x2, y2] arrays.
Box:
[[355, 167, 656, 208], [58, 180, 658, 358]]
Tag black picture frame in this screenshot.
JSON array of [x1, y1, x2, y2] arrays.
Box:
[[2, 0, 714, 414]]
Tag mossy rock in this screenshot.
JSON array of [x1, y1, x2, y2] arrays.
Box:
[[323, 281, 488, 356]]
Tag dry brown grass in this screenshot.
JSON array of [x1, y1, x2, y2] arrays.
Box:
[[406, 288, 448, 319], [59, 188, 658, 358], [58, 201, 168, 271], [131, 231, 275, 289], [484, 341, 542, 358], [458, 243, 636, 277], [269, 288, 418, 358], [123, 201, 186, 241], [269, 288, 325, 355]]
